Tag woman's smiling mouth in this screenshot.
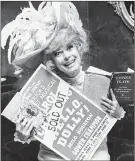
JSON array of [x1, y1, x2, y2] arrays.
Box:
[[64, 59, 75, 67]]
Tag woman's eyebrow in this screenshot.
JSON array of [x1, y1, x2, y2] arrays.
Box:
[[56, 49, 63, 53], [65, 43, 72, 48]]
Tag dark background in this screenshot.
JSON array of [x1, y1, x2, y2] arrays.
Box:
[[1, 1, 134, 161]]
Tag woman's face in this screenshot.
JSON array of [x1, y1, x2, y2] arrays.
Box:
[[52, 44, 81, 78]]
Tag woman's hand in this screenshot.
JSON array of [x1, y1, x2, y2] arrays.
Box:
[[100, 89, 125, 120], [16, 116, 35, 137], [15, 116, 36, 143]]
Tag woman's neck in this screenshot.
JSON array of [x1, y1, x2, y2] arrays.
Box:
[[66, 67, 81, 78], [62, 67, 85, 86]]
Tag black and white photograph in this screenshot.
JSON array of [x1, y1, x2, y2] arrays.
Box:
[[1, 1, 134, 161]]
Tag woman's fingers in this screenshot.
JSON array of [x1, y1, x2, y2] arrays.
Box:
[[110, 89, 117, 101], [21, 118, 28, 127], [101, 97, 113, 105], [101, 103, 116, 117], [100, 100, 111, 109], [101, 98, 116, 117], [101, 97, 115, 109], [105, 109, 115, 115], [25, 122, 35, 136], [21, 118, 35, 135], [16, 123, 22, 131], [24, 118, 35, 131], [16, 117, 35, 137]]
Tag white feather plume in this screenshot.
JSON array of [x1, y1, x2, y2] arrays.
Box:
[[1, 1, 85, 67]]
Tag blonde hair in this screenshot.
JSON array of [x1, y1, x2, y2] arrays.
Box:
[[45, 27, 89, 56], [45, 27, 89, 72]]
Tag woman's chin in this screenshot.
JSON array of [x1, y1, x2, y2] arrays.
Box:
[[65, 67, 80, 78]]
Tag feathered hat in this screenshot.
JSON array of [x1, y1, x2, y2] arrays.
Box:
[[1, 1, 86, 74]]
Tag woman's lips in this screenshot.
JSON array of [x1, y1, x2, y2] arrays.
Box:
[[64, 59, 75, 67]]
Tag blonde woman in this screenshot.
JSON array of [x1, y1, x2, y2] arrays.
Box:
[[1, 2, 125, 160]]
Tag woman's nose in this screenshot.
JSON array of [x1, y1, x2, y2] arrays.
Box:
[[63, 51, 71, 60]]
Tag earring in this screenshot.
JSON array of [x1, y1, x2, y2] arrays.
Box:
[[46, 60, 56, 71], [13, 64, 23, 78]]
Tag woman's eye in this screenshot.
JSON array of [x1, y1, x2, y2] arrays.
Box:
[[53, 51, 63, 57], [67, 45, 73, 51]]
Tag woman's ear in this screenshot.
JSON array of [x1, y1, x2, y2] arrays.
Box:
[[76, 43, 83, 56], [46, 60, 56, 71]]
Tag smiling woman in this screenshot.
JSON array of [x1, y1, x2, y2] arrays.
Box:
[[52, 43, 81, 78], [45, 28, 88, 78], [1, 1, 126, 161]]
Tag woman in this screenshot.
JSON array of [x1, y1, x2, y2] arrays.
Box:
[[38, 27, 126, 161], [15, 27, 125, 161], [1, 2, 125, 160]]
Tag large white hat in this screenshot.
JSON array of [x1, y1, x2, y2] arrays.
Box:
[[1, 2, 85, 67]]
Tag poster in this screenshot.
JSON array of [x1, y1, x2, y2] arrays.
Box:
[[2, 64, 117, 160]]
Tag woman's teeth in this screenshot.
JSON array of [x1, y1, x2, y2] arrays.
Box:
[[65, 59, 75, 66]]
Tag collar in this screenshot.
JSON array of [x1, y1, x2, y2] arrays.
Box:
[[63, 69, 85, 86]]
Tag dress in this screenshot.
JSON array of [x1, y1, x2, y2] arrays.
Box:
[[38, 70, 110, 161]]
